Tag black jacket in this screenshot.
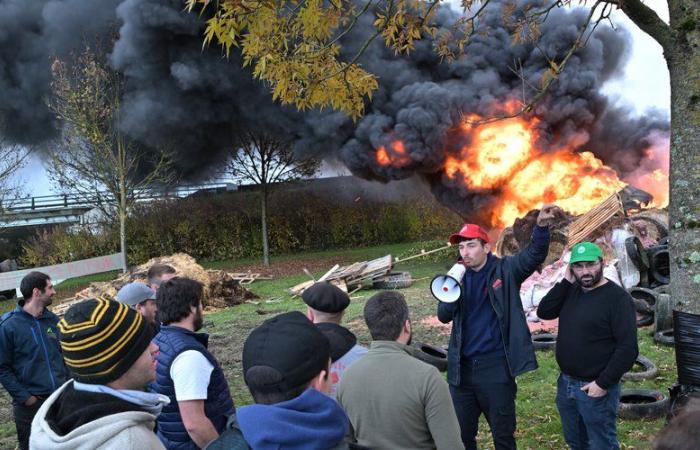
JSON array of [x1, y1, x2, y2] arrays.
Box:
[[438, 226, 550, 385]]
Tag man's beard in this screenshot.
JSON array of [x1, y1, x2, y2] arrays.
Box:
[[575, 266, 604, 288], [193, 309, 204, 331]]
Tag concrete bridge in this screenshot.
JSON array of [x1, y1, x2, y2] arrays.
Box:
[[0, 183, 237, 229]]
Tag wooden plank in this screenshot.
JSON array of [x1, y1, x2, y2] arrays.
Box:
[[0, 253, 124, 294], [318, 264, 340, 282]]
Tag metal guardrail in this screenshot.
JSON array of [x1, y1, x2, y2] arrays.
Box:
[[0, 182, 238, 214]]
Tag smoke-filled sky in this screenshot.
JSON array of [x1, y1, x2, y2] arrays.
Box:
[[6, 0, 670, 203]]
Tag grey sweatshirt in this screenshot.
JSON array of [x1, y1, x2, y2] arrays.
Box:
[[337, 341, 464, 450]]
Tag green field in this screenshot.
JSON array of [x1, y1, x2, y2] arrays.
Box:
[[0, 242, 675, 449]]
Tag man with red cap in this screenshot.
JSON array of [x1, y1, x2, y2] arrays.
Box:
[[438, 205, 560, 450]]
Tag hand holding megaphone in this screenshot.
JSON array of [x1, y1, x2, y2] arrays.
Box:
[[430, 263, 466, 303]]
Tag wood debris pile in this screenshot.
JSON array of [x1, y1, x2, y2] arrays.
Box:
[[52, 253, 259, 315], [289, 255, 394, 295], [289, 245, 452, 296]]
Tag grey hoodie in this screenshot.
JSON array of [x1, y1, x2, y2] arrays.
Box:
[[30, 381, 165, 450]]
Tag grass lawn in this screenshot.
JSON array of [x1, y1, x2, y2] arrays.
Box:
[[0, 242, 676, 449]]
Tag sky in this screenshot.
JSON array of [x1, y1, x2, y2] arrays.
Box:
[[10, 0, 670, 198]]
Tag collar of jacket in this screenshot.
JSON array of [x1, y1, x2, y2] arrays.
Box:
[[159, 324, 209, 347], [12, 304, 54, 321], [369, 341, 411, 354]]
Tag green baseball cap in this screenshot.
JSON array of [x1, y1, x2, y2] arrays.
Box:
[[570, 242, 603, 264]]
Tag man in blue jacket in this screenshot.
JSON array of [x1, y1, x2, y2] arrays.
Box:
[[0, 271, 70, 450], [438, 205, 559, 450], [206, 311, 349, 450]]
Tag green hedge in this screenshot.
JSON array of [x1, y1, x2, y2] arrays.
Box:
[[19, 191, 461, 266]]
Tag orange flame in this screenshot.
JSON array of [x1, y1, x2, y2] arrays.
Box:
[[373, 107, 668, 228], [375, 140, 411, 167], [445, 115, 668, 227]]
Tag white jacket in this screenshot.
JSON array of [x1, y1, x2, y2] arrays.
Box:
[[30, 381, 165, 450]]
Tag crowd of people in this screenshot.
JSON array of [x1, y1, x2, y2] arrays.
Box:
[[0, 209, 695, 449]]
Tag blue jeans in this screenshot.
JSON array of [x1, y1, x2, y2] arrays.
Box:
[[556, 373, 621, 450]]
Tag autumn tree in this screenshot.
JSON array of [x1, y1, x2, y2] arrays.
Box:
[[0, 142, 30, 212], [228, 131, 320, 266], [48, 48, 173, 271], [192, 0, 698, 312]]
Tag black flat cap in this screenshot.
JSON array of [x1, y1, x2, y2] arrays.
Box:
[[301, 282, 350, 314]]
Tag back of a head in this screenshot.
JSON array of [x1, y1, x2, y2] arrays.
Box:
[[243, 311, 330, 405], [363, 291, 409, 341], [58, 298, 154, 385], [653, 400, 700, 450], [19, 271, 50, 300], [148, 264, 177, 285], [302, 282, 350, 324], [156, 277, 203, 325]]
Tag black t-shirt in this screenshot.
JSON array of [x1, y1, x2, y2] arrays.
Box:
[[537, 279, 638, 389]]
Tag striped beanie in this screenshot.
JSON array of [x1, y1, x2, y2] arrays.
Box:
[[58, 298, 154, 384]]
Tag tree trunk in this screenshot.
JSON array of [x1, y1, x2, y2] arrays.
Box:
[[119, 207, 127, 273], [667, 3, 700, 313], [261, 188, 270, 266]]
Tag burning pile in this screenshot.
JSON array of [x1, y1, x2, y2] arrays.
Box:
[[375, 104, 668, 230], [52, 254, 258, 315]]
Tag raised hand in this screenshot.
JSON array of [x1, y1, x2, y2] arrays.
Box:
[[536, 204, 562, 227]]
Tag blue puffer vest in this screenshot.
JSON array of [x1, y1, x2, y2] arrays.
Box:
[[151, 325, 235, 450]]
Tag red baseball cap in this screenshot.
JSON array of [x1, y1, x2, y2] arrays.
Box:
[[449, 223, 490, 245]]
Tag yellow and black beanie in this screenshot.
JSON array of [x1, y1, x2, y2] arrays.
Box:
[[58, 298, 154, 384]]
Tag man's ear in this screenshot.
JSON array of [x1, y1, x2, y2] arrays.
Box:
[[309, 369, 330, 394], [405, 319, 411, 335], [484, 242, 491, 253], [306, 307, 314, 322]]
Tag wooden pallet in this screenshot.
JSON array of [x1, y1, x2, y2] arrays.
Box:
[[226, 272, 273, 285]]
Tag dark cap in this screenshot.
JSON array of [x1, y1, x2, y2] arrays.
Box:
[[316, 322, 357, 362], [243, 311, 330, 392], [301, 282, 350, 314]]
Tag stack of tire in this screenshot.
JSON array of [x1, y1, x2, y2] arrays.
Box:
[[618, 220, 672, 420], [625, 230, 672, 347]]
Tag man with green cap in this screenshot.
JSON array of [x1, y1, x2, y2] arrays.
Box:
[[537, 241, 638, 450]]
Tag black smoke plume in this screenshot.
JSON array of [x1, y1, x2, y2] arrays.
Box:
[[0, 0, 668, 223]]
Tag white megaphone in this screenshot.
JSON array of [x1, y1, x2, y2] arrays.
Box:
[[430, 263, 466, 303]]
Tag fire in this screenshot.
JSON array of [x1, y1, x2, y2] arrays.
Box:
[[373, 108, 669, 228], [445, 116, 626, 227], [375, 140, 411, 167], [444, 115, 667, 228]]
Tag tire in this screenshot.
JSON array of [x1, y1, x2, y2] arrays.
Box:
[[637, 312, 654, 328], [654, 329, 675, 347], [654, 293, 673, 333], [653, 285, 670, 295], [618, 389, 669, 420], [622, 355, 659, 381], [625, 236, 650, 271], [648, 247, 670, 285], [408, 342, 448, 372], [629, 287, 659, 313], [373, 272, 413, 290], [532, 333, 556, 351]]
